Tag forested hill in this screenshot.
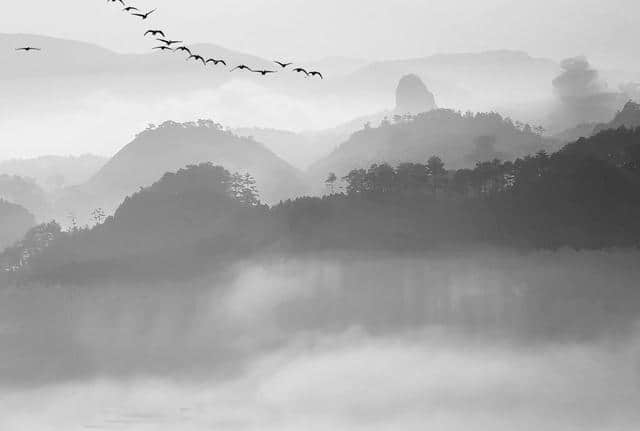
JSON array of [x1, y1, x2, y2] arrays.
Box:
[[3, 127, 640, 285], [53, 120, 308, 225], [308, 109, 558, 182]]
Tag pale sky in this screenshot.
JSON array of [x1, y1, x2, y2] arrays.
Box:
[[2, 0, 640, 70]]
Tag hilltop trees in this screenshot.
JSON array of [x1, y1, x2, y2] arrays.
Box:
[[341, 158, 449, 196]]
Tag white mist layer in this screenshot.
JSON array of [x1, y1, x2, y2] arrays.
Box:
[[1, 331, 639, 431], [0, 80, 384, 159]]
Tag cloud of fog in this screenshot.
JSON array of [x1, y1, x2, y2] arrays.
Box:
[[2, 249, 640, 430], [550, 56, 626, 129], [553, 56, 606, 101], [1, 330, 639, 431]]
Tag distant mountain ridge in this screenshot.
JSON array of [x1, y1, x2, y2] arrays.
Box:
[[0, 154, 107, 191], [0, 33, 274, 80], [334, 50, 560, 109]]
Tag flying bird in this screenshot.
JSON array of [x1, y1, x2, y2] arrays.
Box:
[[131, 9, 156, 20], [123, 6, 138, 12], [293, 67, 309, 76], [231, 64, 254, 72], [309, 71, 324, 79], [205, 58, 227, 66], [15, 47, 41, 52], [274, 61, 293, 69], [152, 46, 173, 51], [187, 54, 206, 65], [173, 46, 192, 55], [156, 38, 183, 46], [253, 69, 277, 76], [144, 29, 165, 37]]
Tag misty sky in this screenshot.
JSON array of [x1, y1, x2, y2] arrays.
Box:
[[2, 0, 640, 69]]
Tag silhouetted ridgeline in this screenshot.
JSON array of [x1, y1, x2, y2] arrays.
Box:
[[2, 126, 640, 284]]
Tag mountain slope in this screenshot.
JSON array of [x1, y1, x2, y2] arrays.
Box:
[[309, 109, 558, 181], [57, 120, 307, 221]]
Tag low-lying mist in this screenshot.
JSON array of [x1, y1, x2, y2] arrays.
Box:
[[2, 248, 640, 430]]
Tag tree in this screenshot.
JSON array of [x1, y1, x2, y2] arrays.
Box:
[[91, 208, 106, 225], [427, 156, 447, 194], [325, 172, 338, 194], [343, 169, 367, 194], [396, 163, 429, 194]]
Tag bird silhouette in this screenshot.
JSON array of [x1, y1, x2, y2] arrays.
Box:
[[156, 38, 183, 46], [123, 6, 138, 12], [254, 69, 277, 76], [152, 46, 173, 51], [131, 9, 156, 20], [309, 71, 324, 79], [293, 67, 309, 76], [144, 29, 165, 37], [231, 64, 254, 72], [173, 46, 192, 55], [205, 58, 227, 66], [187, 54, 206, 65], [274, 61, 293, 68], [16, 47, 41, 52]]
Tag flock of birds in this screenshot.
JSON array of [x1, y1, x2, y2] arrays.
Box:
[[15, 0, 324, 79]]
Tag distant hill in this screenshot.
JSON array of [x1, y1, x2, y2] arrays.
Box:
[[233, 127, 335, 170], [12, 164, 271, 283], [0, 34, 272, 80], [0, 200, 34, 251], [55, 120, 307, 222], [593, 101, 640, 134], [0, 175, 49, 220], [309, 109, 558, 182], [553, 100, 640, 143], [302, 56, 371, 78], [553, 123, 599, 144], [0, 154, 107, 191]]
